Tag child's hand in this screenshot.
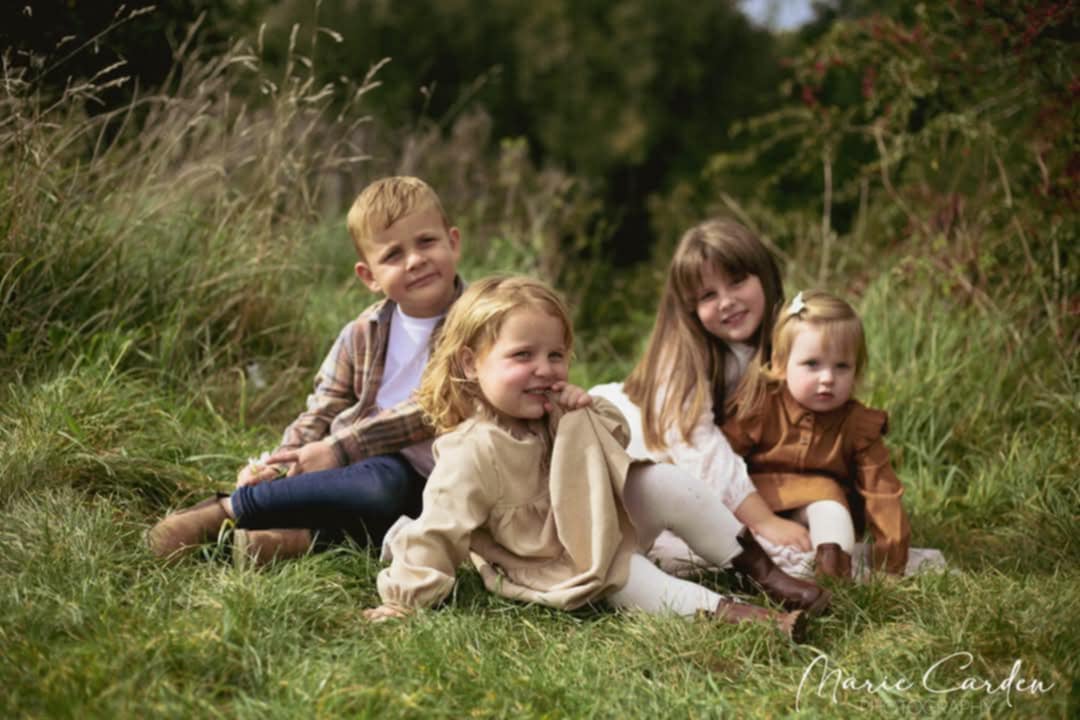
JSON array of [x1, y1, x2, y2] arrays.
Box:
[[363, 605, 410, 622], [544, 381, 593, 412], [265, 440, 340, 478], [236, 462, 285, 488], [754, 515, 813, 552]]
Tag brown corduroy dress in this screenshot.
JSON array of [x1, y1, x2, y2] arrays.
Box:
[[722, 385, 910, 573]]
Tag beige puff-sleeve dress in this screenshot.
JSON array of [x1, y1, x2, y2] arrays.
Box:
[[377, 397, 641, 612]]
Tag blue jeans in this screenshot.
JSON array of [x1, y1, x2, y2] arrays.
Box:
[[230, 453, 425, 549]]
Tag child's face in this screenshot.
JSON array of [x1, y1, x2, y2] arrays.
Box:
[[694, 264, 766, 345], [463, 307, 569, 432], [354, 205, 461, 318], [783, 324, 856, 413]]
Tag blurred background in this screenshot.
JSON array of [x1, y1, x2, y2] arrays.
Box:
[[1, 0, 1075, 414]]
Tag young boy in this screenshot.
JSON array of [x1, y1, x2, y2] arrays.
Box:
[[149, 176, 464, 565]]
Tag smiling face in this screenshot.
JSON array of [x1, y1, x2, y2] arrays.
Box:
[[354, 204, 461, 318], [694, 264, 766, 345], [463, 307, 569, 432], [783, 324, 856, 413]]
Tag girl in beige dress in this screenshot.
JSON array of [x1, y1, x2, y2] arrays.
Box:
[[364, 276, 829, 637]]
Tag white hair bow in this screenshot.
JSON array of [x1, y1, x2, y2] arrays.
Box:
[[788, 291, 806, 316]]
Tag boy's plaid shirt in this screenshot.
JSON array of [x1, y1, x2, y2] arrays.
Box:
[[274, 278, 464, 467]]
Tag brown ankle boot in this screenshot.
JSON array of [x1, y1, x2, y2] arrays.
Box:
[[234, 528, 314, 568], [729, 532, 831, 615], [147, 494, 230, 562], [714, 598, 807, 642], [814, 543, 852, 580]]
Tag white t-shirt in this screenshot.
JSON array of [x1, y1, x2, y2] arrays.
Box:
[[375, 305, 442, 411], [375, 305, 444, 477]]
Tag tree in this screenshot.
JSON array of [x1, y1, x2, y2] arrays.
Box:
[[266, 0, 783, 261], [1, 1, 262, 104]]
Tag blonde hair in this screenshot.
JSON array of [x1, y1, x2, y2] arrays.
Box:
[[624, 218, 784, 450], [417, 275, 574, 434], [346, 176, 449, 258], [734, 290, 868, 419]]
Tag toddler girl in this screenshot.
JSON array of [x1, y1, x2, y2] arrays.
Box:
[[592, 218, 815, 585], [364, 276, 828, 636], [722, 290, 910, 577]]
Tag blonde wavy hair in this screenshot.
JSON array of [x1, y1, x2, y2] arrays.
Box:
[[733, 289, 868, 419], [417, 275, 574, 434], [624, 218, 784, 450]]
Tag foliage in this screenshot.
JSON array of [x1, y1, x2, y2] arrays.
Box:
[[688, 0, 1076, 353], [0, 1, 262, 102], [265, 0, 784, 263], [0, 16, 382, 385]]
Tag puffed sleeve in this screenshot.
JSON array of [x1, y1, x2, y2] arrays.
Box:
[[719, 404, 762, 459], [662, 406, 758, 512], [851, 407, 910, 574], [376, 428, 496, 611]]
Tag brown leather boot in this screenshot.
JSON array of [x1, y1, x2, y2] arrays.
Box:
[[814, 543, 852, 580], [147, 494, 230, 562], [234, 528, 314, 569], [729, 532, 831, 615], [714, 598, 807, 642]]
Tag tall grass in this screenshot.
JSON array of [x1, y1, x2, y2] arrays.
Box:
[[1, 15, 382, 386], [1, 13, 1077, 720], [858, 270, 1078, 577]]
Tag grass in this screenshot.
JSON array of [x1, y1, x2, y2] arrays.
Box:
[[2, 526, 1075, 718], [2, 20, 1078, 720], [2, 260, 1075, 719]]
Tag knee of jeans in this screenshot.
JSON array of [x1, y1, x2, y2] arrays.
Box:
[[371, 473, 423, 514]]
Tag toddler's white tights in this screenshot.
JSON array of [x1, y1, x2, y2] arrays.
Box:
[[793, 500, 856, 552]]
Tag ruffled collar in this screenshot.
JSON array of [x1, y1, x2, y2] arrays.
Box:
[[778, 384, 854, 428]]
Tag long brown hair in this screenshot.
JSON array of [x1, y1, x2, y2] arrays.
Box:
[[624, 218, 784, 450], [416, 275, 574, 434], [734, 290, 868, 419]]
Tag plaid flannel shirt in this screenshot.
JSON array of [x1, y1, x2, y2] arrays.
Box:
[[274, 277, 465, 467]]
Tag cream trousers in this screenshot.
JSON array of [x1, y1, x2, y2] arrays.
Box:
[[607, 462, 744, 616]]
